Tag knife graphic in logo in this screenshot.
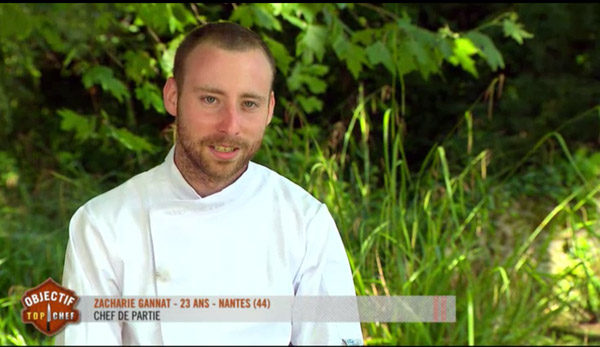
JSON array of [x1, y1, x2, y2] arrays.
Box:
[[46, 303, 51, 332]]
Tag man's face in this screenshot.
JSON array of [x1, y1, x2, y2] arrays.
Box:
[[164, 43, 275, 185]]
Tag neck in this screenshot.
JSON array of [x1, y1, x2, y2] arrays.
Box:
[[173, 145, 247, 198]]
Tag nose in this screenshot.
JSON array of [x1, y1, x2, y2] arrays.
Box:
[[217, 104, 241, 135]]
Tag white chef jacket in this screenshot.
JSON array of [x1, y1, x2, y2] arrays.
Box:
[[55, 146, 363, 345]]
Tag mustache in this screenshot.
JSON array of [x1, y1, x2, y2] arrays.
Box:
[[198, 134, 248, 149]]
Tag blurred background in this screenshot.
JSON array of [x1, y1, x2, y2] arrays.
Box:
[[0, 3, 599, 345]]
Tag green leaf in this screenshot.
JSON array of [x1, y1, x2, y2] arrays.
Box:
[[231, 4, 282, 31], [135, 82, 165, 113], [328, 14, 346, 42], [108, 126, 156, 153], [57, 109, 95, 141], [353, 29, 376, 46], [263, 36, 293, 76], [230, 4, 255, 28], [332, 34, 349, 59], [448, 38, 480, 78], [296, 95, 323, 114], [278, 4, 307, 30], [281, 14, 306, 30], [366, 41, 395, 75], [94, 11, 115, 31], [304, 64, 329, 77], [296, 24, 328, 63], [136, 4, 176, 35], [252, 4, 282, 31], [295, 4, 324, 24], [169, 3, 197, 30], [124, 51, 157, 84], [438, 36, 455, 60], [503, 18, 534, 45], [392, 22, 444, 79], [287, 64, 328, 94], [465, 31, 505, 71], [395, 42, 417, 76], [303, 75, 327, 94], [332, 35, 368, 79], [0, 4, 33, 40], [406, 39, 438, 79], [346, 44, 369, 79], [82, 66, 130, 102], [40, 25, 65, 53], [287, 65, 304, 92], [160, 35, 185, 77], [402, 26, 442, 80]]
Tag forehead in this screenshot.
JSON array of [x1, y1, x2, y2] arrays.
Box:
[[182, 43, 273, 93]]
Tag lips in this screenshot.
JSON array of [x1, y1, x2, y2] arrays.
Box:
[[209, 145, 240, 160]]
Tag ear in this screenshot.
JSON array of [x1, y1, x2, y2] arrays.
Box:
[[163, 77, 178, 117], [266, 91, 275, 125]]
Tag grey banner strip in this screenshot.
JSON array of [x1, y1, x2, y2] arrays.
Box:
[[74, 296, 455, 323]]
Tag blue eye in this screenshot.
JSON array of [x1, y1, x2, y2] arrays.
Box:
[[243, 101, 257, 108], [203, 96, 217, 104]]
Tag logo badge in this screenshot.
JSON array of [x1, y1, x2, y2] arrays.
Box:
[[21, 278, 79, 336]]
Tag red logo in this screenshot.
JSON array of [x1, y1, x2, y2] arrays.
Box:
[[21, 278, 79, 336]]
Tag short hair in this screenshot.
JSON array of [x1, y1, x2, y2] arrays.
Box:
[[173, 22, 276, 90]]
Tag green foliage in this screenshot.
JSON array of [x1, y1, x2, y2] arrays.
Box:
[[134, 3, 197, 35], [365, 41, 395, 75], [1, 3, 598, 345], [0, 4, 34, 40], [448, 38, 480, 78], [159, 35, 185, 77], [124, 50, 158, 84], [256, 85, 600, 345], [288, 64, 329, 94], [135, 82, 165, 113], [107, 125, 157, 154], [262, 36, 293, 76], [230, 4, 282, 31], [57, 109, 96, 142], [0, 151, 19, 189], [502, 14, 534, 44], [464, 31, 505, 71], [296, 24, 328, 64], [82, 65, 130, 102]]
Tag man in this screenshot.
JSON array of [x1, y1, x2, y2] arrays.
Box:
[[56, 22, 363, 345]]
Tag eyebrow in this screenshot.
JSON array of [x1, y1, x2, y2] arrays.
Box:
[[192, 86, 266, 102]]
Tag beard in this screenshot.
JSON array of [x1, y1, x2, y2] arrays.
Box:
[[175, 116, 264, 185]]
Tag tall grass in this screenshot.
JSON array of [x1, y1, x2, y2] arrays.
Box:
[[260, 90, 600, 345], [1, 90, 599, 345], [0, 167, 115, 345]]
